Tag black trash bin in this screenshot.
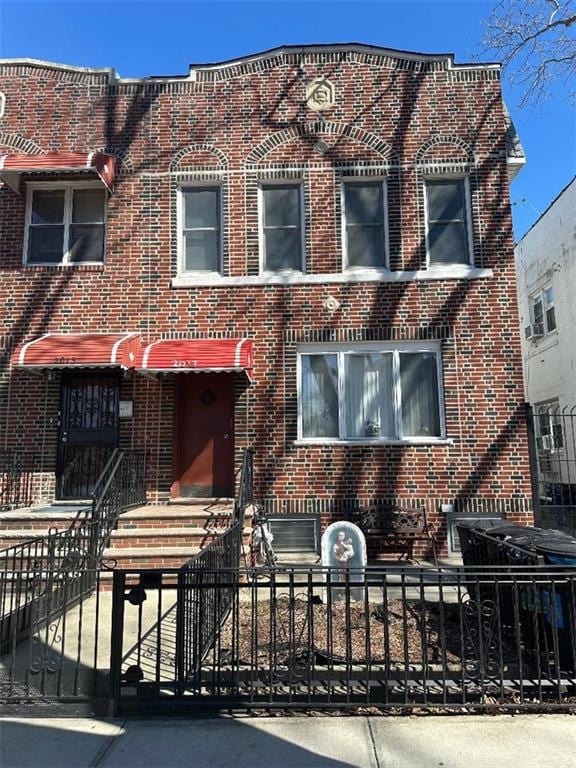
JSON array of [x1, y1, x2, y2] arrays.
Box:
[[488, 526, 576, 672], [456, 520, 525, 566]]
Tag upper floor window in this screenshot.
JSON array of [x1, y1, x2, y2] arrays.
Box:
[[342, 181, 387, 269], [298, 343, 444, 443], [260, 183, 304, 273], [527, 286, 556, 338], [535, 400, 563, 453], [179, 186, 221, 274], [25, 183, 106, 264], [425, 178, 472, 266]]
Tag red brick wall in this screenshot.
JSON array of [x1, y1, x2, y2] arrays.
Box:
[[0, 49, 532, 550]]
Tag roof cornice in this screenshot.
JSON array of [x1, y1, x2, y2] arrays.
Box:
[[0, 43, 501, 84]]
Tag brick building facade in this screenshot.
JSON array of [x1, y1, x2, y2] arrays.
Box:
[[0, 44, 531, 555]]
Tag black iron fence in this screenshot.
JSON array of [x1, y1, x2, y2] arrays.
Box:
[[0, 450, 146, 657], [0, 452, 37, 511], [528, 403, 576, 537], [109, 564, 576, 714], [0, 568, 111, 715], [177, 524, 243, 687]]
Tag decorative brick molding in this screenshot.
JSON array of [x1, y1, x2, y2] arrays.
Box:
[[170, 143, 229, 170], [0, 132, 45, 155], [246, 122, 398, 166], [415, 135, 474, 165]]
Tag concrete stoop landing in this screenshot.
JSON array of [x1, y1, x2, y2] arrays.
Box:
[[103, 498, 249, 569], [0, 503, 92, 550], [0, 499, 250, 571]]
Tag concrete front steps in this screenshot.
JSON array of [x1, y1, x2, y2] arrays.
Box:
[[102, 500, 250, 570], [0, 503, 91, 550]]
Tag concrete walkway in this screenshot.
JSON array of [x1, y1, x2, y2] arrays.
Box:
[[1, 715, 575, 768]]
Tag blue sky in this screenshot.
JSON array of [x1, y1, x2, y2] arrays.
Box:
[[0, 0, 574, 239]]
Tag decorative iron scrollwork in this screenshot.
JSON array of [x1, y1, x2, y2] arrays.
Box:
[[462, 596, 502, 680], [266, 594, 312, 684]]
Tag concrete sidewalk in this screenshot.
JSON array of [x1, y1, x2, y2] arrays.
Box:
[[1, 715, 575, 768]]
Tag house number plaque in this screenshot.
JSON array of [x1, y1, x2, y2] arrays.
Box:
[[119, 400, 133, 419]]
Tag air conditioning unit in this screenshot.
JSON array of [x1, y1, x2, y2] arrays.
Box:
[[524, 324, 533, 339], [531, 322, 545, 337]]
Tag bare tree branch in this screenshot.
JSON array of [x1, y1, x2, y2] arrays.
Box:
[[480, 0, 576, 106]]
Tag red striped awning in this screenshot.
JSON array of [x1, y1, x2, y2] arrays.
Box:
[[12, 332, 141, 370], [0, 152, 116, 193], [135, 338, 254, 379]]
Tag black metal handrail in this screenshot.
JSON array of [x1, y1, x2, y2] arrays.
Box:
[[176, 447, 253, 683], [234, 447, 254, 526], [0, 449, 147, 649]]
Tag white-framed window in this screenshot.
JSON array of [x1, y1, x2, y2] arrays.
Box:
[[528, 286, 556, 338], [178, 185, 222, 274], [424, 177, 473, 266], [535, 400, 563, 453], [259, 182, 304, 273], [24, 182, 106, 265], [297, 342, 445, 443], [342, 180, 388, 269]]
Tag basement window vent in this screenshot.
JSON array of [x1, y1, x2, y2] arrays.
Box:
[[268, 516, 319, 553], [448, 514, 503, 555]]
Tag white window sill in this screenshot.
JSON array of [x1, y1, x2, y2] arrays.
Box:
[[23, 262, 105, 268], [294, 438, 454, 447], [172, 266, 492, 288], [526, 331, 559, 357]]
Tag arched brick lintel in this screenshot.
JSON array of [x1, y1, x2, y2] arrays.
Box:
[[415, 134, 474, 164], [170, 143, 229, 170], [246, 122, 398, 166], [0, 132, 45, 155]]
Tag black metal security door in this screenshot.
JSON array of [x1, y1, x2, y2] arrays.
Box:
[[56, 372, 120, 499]]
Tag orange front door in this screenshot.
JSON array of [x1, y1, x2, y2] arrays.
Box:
[[173, 373, 235, 498]]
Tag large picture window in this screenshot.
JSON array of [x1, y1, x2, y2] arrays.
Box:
[[425, 178, 472, 266], [25, 183, 106, 264], [179, 186, 221, 273], [298, 344, 444, 442], [260, 183, 303, 272]]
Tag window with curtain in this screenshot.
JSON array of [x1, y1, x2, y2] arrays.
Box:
[[299, 346, 443, 441], [181, 187, 221, 273], [425, 178, 471, 265]]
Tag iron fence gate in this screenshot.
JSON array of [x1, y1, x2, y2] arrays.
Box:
[[109, 564, 576, 715], [527, 403, 576, 537]]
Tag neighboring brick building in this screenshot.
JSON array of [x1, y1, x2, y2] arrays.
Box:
[[0, 44, 531, 556]]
